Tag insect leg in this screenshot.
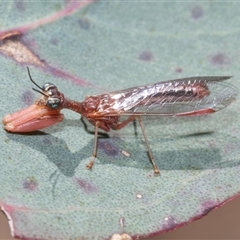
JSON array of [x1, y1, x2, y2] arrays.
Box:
[[112, 115, 136, 130], [81, 116, 109, 138], [86, 121, 99, 170], [137, 116, 160, 175]]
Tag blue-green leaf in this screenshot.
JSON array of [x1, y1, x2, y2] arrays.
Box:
[[1, 1, 240, 239]]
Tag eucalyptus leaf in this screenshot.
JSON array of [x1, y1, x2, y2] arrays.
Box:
[[1, 1, 240, 240]]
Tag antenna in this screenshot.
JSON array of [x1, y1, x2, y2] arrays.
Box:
[[27, 67, 48, 97]]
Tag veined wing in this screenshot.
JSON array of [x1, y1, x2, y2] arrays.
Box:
[[95, 76, 238, 117]]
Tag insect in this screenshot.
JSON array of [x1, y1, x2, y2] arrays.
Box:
[[2, 68, 238, 174]]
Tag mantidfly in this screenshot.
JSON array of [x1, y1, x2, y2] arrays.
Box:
[[2, 68, 238, 174]]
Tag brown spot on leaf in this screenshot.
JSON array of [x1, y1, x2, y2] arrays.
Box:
[[78, 17, 90, 30], [191, 6, 204, 19], [15, 0, 26, 12], [0, 38, 45, 67], [98, 139, 120, 157], [162, 216, 178, 231], [74, 177, 98, 194], [138, 51, 153, 61], [23, 177, 38, 191], [210, 53, 230, 67], [175, 67, 183, 73], [21, 90, 35, 106], [0, 30, 22, 40]]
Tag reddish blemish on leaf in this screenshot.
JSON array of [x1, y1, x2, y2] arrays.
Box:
[[201, 200, 217, 215], [138, 51, 153, 61], [147, 172, 154, 178], [210, 53, 230, 67], [162, 216, 178, 230], [175, 67, 183, 73], [191, 6, 204, 19], [50, 37, 58, 45], [42, 137, 53, 145], [21, 90, 35, 106], [78, 17, 90, 30], [23, 177, 38, 191], [74, 177, 98, 194], [15, 0, 26, 12], [98, 139, 120, 157]]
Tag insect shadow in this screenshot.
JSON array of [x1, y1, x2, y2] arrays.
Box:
[[6, 118, 238, 176]]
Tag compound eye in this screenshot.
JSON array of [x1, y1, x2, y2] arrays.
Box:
[[42, 82, 55, 91], [47, 98, 61, 109]]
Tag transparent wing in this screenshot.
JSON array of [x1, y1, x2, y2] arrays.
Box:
[[95, 76, 238, 117]]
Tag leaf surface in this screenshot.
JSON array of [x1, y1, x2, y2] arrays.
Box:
[[0, 1, 240, 239]]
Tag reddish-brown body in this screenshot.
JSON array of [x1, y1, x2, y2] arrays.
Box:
[[2, 69, 238, 174], [81, 96, 120, 132], [75, 82, 211, 131]]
